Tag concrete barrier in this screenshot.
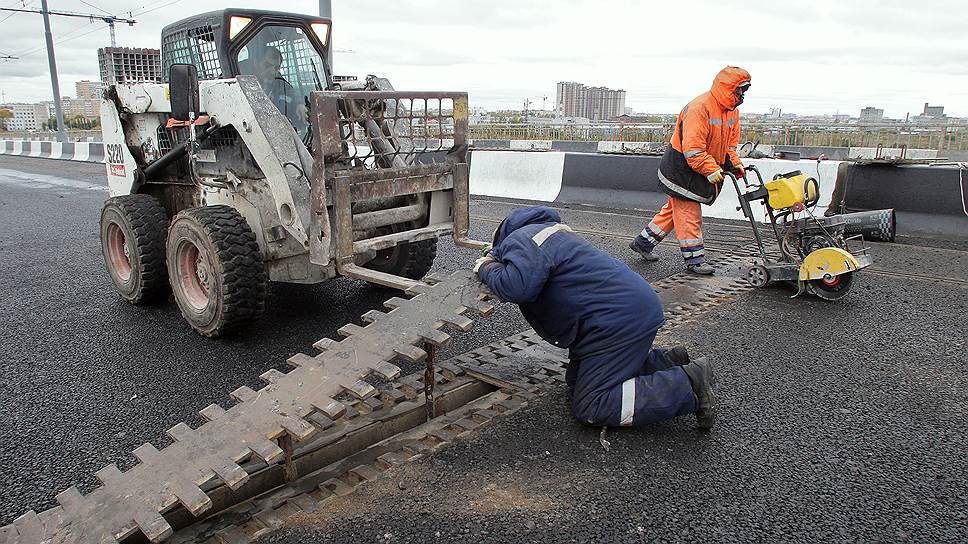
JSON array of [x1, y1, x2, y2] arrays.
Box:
[[551, 141, 598, 153], [0, 139, 104, 163], [555, 152, 842, 223], [509, 139, 552, 151], [469, 139, 511, 149], [843, 163, 967, 239], [469, 149, 964, 240], [4, 137, 963, 240], [468, 150, 564, 202]]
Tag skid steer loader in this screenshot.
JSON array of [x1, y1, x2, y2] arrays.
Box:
[[98, 8, 486, 336]]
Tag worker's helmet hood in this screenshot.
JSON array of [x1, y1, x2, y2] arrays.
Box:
[[491, 205, 562, 247], [710, 66, 751, 110]]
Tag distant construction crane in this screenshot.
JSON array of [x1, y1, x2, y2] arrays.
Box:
[[0, 6, 136, 47], [522, 95, 550, 121], [523, 96, 550, 112]]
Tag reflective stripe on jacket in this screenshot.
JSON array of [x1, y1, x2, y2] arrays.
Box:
[[658, 66, 750, 204]]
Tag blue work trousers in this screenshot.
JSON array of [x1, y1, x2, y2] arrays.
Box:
[[566, 332, 697, 427]]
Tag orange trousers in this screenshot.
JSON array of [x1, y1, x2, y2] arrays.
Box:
[[638, 195, 705, 264]]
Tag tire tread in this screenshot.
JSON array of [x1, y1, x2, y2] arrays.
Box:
[[169, 205, 267, 336]]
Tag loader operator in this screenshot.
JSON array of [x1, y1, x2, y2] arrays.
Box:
[[253, 47, 307, 131], [629, 66, 751, 275], [475, 205, 717, 430]]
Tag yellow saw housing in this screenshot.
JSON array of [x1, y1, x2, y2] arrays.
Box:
[[765, 172, 818, 210], [798, 247, 860, 281]]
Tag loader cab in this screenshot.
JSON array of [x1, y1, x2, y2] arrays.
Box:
[[161, 9, 332, 137]]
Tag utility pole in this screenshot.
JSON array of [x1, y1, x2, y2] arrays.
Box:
[[319, 0, 332, 72], [40, 0, 66, 142]]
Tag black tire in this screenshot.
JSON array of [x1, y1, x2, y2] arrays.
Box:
[[364, 238, 438, 280], [806, 271, 853, 301], [166, 206, 267, 337], [100, 194, 170, 304]]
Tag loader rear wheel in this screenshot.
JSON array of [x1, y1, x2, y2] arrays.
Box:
[[807, 271, 853, 301], [100, 194, 170, 304], [365, 236, 438, 281], [166, 206, 267, 337]]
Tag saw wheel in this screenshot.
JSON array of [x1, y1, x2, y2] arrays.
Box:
[[806, 271, 854, 301], [746, 265, 770, 288]]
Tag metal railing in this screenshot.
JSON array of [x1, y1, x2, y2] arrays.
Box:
[[469, 122, 968, 151]]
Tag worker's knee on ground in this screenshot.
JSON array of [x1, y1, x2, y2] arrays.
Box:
[[571, 388, 618, 427], [572, 368, 699, 428]]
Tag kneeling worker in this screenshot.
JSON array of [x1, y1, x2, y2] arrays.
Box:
[[475, 206, 717, 429]]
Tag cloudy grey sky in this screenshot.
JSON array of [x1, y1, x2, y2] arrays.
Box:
[[0, 0, 964, 117]]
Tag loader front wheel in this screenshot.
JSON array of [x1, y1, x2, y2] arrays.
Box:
[[365, 238, 438, 281], [100, 194, 170, 304], [166, 206, 267, 337]]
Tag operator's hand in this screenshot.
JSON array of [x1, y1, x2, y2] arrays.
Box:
[[707, 169, 725, 184], [735, 164, 746, 178], [473, 255, 496, 275]]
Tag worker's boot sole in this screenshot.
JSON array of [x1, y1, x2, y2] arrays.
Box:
[[629, 239, 659, 262], [686, 356, 717, 430], [687, 263, 715, 275], [664, 345, 690, 367]]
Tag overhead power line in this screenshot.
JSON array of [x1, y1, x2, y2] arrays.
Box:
[[76, 0, 112, 15], [16, 21, 103, 57], [129, 0, 183, 18], [0, 0, 33, 24]]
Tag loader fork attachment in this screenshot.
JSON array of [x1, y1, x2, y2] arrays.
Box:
[[309, 90, 487, 290]]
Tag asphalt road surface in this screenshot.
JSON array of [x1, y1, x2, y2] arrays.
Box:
[[1, 155, 965, 543]]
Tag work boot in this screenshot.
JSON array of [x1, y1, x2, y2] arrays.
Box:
[[629, 236, 659, 262], [664, 345, 690, 367], [683, 357, 717, 430], [687, 262, 715, 275]]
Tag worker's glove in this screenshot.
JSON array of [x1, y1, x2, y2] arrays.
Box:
[[473, 255, 496, 275], [707, 169, 725, 184], [734, 164, 746, 178], [480, 243, 492, 257]]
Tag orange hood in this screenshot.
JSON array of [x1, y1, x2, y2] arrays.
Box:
[[710, 66, 751, 110]]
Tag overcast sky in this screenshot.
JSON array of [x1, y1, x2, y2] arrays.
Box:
[[0, 0, 965, 117]]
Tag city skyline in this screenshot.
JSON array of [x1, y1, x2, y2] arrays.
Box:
[[0, 75, 956, 126]]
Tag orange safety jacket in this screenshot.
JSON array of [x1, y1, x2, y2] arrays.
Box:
[[658, 66, 750, 204]]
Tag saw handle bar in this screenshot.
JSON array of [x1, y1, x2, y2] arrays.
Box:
[[725, 168, 769, 261], [803, 177, 821, 209], [738, 164, 764, 189]]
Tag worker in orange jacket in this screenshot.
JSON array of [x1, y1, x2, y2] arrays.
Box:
[[630, 66, 751, 275]]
